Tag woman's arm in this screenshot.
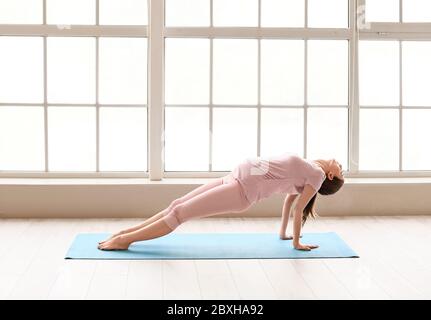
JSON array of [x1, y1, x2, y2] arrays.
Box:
[[279, 194, 298, 239], [291, 185, 319, 251]]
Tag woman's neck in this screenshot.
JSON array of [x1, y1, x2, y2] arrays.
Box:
[[311, 159, 328, 174]]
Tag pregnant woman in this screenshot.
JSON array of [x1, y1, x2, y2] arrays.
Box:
[[98, 152, 345, 251]]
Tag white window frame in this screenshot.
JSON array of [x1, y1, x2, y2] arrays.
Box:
[[164, 0, 355, 179], [0, 0, 149, 178], [1, 0, 431, 179], [357, 0, 431, 177]]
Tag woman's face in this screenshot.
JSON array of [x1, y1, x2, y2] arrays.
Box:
[[327, 159, 344, 181]]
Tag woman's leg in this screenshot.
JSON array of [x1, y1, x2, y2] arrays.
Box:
[[99, 177, 226, 244], [98, 179, 250, 250], [161, 179, 250, 230], [98, 209, 169, 245]]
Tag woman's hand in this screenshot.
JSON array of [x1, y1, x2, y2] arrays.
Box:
[[293, 243, 319, 251]]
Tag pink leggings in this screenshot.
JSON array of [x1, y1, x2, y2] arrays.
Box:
[[160, 176, 252, 230]]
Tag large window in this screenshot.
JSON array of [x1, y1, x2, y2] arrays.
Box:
[[0, 0, 148, 174], [164, 0, 350, 174], [1, 0, 430, 178], [359, 0, 431, 173]]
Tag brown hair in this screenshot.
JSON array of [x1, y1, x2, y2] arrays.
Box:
[[302, 177, 344, 226]]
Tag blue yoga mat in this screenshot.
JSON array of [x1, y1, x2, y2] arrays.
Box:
[[65, 232, 358, 260]]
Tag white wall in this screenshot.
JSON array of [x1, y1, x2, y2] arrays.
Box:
[[1, 178, 431, 218]]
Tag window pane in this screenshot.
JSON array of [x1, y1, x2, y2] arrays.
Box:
[[307, 40, 348, 106], [0, 0, 43, 24], [261, 40, 304, 106], [0, 107, 44, 170], [0, 37, 43, 103], [165, 39, 210, 105], [261, 0, 304, 27], [165, 107, 209, 171], [213, 39, 258, 105], [213, 0, 258, 27], [359, 41, 399, 106], [402, 41, 431, 107], [100, 107, 147, 171], [48, 107, 96, 171], [165, 0, 210, 26], [99, 38, 147, 104], [212, 108, 257, 170], [402, 110, 431, 170], [47, 0, 95, 25], [308, 0, 348, 28], [261, 108, 304, 158], [307, 108, 348, 169], [365, 0, 399, 22], [403, 0, 431, 22], [359, 109, 399, 170], [47, 37, 96, 103], [99, 0, 148, 25]]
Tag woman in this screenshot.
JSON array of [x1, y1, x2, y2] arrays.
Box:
[[98, 152, 344, 251]]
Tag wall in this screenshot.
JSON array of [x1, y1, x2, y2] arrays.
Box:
[[0, 178, 431, 218]]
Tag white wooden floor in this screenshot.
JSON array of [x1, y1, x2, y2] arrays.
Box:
[[0, 216, 430, 300]]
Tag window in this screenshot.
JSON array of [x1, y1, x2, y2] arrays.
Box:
[[100, 0, 148, 25], [261, 40, 304, 107], [0, 37, 44, 103], [365, 0, 431, 23], [403, 0, 431, 23], [47, 37, 96, 104], [307, 40, 348, 106], [0, 0, 43, 24], [164, 0, 350, 173], [359, 41, 399, 107], [1, 0, 430, 178], [365, 0, 399, 22], [165, 0, 209, 27], [213, 0, 259, 27], [0, 107, 45, 170], [212, 39, 258, 106], [261, 0, 304, 28], [46, 0, 96, 25], [359, 1, 431, 172], [308, 0, 348, 28], [0, 1, 148, 174]]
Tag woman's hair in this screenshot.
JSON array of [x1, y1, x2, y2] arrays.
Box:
[[302, 177, 344, 226]]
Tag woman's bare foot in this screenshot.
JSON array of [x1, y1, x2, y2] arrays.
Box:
[[99, 231, 124, 245], [97, 235, 131, 251]]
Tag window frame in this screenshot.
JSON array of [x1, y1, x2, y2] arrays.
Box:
[[358, 0, 431, 175], [1, 0, 431, 178], [163, 0, 355, 178], [0, 0, 149, 178]]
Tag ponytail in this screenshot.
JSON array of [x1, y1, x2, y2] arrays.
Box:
[[302, 193, 318, 226], [302, 176, 344, 225]]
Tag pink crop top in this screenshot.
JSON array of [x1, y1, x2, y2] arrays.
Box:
[[227, 152, 326, 205]]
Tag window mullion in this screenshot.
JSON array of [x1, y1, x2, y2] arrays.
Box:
[[96, 37, 100, 172], [349, 0, 359, 173], [399, 41, 403, 171], [304, 0, 308, 158], [209, 38, 213, 172], [42, 0, 48, 172], [148, 0, 164, 180], [304, 40, 308, 159], [400, 0, 403, 23], [209, 0, 213, 171], [95, 0, 100, 172], [257, 38, 261, 157]]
